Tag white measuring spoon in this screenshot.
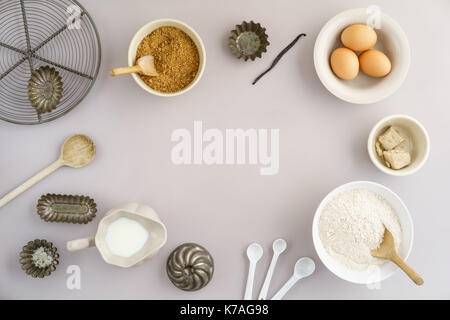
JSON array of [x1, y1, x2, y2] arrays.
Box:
[[244, 243, 263, 300], [271, 257, 315, 300], [258, 239, 287, 300]]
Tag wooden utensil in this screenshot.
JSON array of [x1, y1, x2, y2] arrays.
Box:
[[371, 229, 424, 285], [109, 55, 158, 77], [0, 134, 95, 209]]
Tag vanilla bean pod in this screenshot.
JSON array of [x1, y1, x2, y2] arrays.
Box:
[[252, 33, 306, 85]]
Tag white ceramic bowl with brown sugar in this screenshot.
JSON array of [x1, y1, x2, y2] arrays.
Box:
[[128, 18, 206, 97], [368, 115, 430, 176]]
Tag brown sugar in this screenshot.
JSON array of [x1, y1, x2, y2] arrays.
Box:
[[136, 26, 200, 93]]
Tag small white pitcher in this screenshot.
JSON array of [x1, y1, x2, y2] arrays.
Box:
[[67, 202, 167, 268]]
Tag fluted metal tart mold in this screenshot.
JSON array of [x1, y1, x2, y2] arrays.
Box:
[[167, 243, 214, 291], [37, 194, 97, 224], [229, 21, 269, 61], [19, 239, 59, 278], [28, 66, 63, 113]]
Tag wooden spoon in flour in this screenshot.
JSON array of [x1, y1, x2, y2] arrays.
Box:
[[371, 229, 424, 285], [110, 55, 158, 77]]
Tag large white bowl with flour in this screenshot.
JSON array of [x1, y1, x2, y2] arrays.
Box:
[[312, 181, 413, 284]]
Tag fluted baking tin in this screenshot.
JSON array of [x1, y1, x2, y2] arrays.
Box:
[[37, 194, 97, 224], [229, 21, 269, 61], [19, 239, 59, 278], [28, 66, 63, 113], [167, 243, 214, 291]]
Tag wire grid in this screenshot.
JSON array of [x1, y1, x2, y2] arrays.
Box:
[[0, 0, 101, 125]]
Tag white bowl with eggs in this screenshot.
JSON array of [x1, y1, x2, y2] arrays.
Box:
[[128, 18, 206, 97], [312, 181, 414, 284], [368, 115, 431, 176], [314, 8, 410, 104]]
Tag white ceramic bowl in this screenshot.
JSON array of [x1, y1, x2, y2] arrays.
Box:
[[67, 203, 167, 268], [314, 8, 410, 104], [368, 115, 430, 176], [312, 181, 414, 284], [128, 18, 206, 97]]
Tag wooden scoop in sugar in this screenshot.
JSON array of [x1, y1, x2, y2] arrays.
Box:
[[110, 55, 158, 77]]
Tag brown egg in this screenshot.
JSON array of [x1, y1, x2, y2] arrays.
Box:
[[359, 49, 392, 77], [341, 24, 377, 52], [330, 48, 359, 80]]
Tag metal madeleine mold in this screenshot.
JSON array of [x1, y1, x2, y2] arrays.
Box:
[[28, 66, 64, 114], [37, 194, 97, 224], [167, 243, 214, 291], [20, 239, 59, 278], [229, 21, 269, 61]]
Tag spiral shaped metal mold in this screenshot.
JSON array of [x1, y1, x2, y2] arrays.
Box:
[[229, 21, 269, 61], [37, 194, 97, 224], [167, 243, 214, 291], [19, 239, 59, 278], [0, 0, 101, 125], [28, 66, 63, 113]]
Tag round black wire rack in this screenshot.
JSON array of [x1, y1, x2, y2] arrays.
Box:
[[0, 0, 101, 125]]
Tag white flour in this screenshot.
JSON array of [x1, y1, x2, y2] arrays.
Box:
[[319, 188, 402, 271]]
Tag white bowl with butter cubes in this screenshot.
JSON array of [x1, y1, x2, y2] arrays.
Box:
[[368, 115, 430, 176]]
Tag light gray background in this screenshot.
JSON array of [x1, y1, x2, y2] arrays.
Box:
[[1, 0, 449, 300]]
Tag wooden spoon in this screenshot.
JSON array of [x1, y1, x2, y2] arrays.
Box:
[[109, 55, 158, 77], [0, 134, 96, 209], [371, 229, 424, 285]]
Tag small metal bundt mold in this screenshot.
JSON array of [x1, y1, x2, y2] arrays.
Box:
[[167, 243, 214, 291], [229, 21, 269, 61], [19, 239, 59, 278], [28, 66, 63, 113], [37, 194, 97, 224]]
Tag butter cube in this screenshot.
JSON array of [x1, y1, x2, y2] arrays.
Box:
[[375, 141, 384, 157], [378, 127, 404, 150], [383, 147, 411, 170]]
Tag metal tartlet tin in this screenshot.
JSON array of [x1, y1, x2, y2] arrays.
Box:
[[229, 21, 269, 61], [37, 194, 97, 224], [28, 66, 64, 113], [167, 243, 214, 291], [19, 239, 59, 278]]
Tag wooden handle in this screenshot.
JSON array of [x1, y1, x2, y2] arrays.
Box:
[[0, 159, 64, 209], [67, 236, 95, 252], [109, 65, 141, 76], [391, 253, 424, 286]]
